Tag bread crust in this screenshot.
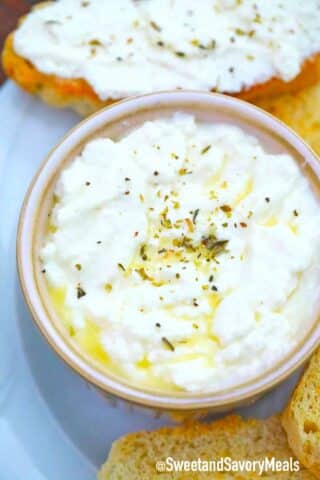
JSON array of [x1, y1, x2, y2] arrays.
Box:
[[239, 55, 320, 102], [282, 348, 320, 479], [98, 414, 316, 479], [2, 23, 320, 116], [254, 76, 320, 156]]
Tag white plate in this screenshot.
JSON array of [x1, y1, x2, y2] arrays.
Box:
[[0, 81, 303, 480]]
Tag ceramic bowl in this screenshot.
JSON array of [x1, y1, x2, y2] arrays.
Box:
[[17, 90, 320, 417]]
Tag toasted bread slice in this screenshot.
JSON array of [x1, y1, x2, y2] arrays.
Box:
[[98, 415, 315, 479], [2, 34, 105, 117], [282, 348, 320, 478], [2, 7, 320, 116], [239, 55, 320, 103], [254, 77, 320, 157]]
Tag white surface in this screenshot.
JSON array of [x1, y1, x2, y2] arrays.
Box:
[[0, 82, 303, 479]]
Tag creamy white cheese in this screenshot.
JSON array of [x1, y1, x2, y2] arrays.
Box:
[[14, 0, 320, 100], [41, 114, 320, 393]]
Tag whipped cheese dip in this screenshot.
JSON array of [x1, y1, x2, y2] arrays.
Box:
[[41, 114, 320, 393], [14, 0, 320, 100]]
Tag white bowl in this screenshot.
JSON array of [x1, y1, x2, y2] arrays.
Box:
[[17, 90, 320, 416]]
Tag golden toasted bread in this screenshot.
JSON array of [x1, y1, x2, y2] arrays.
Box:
[[2, 4, 320, 116], [255, 78, 320, 157], [2, 34, 105, 117], [98, 415, 315, 479], [282, 348, 320, 479]]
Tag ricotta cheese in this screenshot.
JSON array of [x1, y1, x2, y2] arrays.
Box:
[[14, 0, 320, 100], [41, 114, 320, 393]]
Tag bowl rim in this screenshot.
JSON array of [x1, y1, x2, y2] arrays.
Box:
[[17, 89, 320, 411]]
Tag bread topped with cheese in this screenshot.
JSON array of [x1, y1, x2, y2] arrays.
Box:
[[2, 0, 320, 116]]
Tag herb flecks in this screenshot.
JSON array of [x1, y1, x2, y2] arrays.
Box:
[[185, 218, 194, 233], [201, 237, 229, 256], [160, 207, 172, 229], [235, 27, 246, 36], [140, 244, 148, 261], [76, 285, 86, 299], [178, 168, 192, 176], [162, 337, 175, 351], [104, 283, 112, 292], [220, 205, 232, 213], [45, 20, 62, 25], [201, 145, 211, 155], [192, 208, 200, 224], [118, 263, 126, 272], [150, 20, 162, 32], [89, 39, 103, 46], [192, 39, 216, 50]]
